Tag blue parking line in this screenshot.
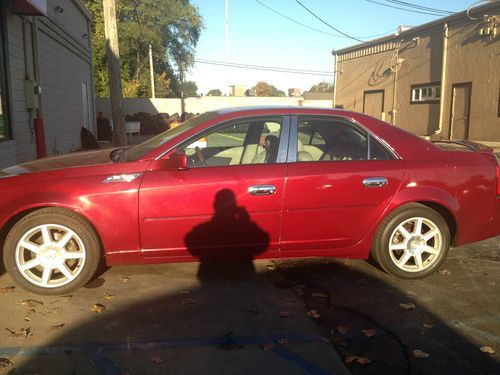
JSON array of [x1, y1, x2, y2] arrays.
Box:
[[0, 334, 336, 375]]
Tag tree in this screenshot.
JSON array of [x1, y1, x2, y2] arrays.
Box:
[[85, 0, 203, 98], [181, 81, 199, 97], [206, 89, 222, 96], [252, 81, 285, 97], [309, 81, 334, 93]]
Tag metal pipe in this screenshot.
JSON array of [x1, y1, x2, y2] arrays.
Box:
[[436, 22, 449, 137], [332, 51, 337, 108]]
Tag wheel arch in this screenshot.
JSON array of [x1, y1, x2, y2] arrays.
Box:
[[0, 205, 105, 257]]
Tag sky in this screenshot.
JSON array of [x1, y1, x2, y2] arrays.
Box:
[[185, 0, 479, 95]]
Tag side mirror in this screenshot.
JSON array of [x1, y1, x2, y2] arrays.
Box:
[[163, 150, 188, 170]]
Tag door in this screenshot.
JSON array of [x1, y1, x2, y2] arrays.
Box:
[[281, 115, 405, 253], [138, 116, 289, 259], [449, 83, 472, 140], [363, 90, 385, 120]]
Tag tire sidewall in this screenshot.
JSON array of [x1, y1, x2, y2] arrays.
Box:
[[3, 209, 100, 295], [374, 206, 450, 279]]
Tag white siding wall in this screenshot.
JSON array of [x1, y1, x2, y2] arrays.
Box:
[[0, 0, 93, 168]]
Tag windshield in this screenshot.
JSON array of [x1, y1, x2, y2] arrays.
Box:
[[124, 112, 218, 161]]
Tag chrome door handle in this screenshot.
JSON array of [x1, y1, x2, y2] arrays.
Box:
[[363, 177, 388, 187], [248, 185, 276, 196]]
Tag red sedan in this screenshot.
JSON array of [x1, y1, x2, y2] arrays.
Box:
[[1, 107, 499, 294]]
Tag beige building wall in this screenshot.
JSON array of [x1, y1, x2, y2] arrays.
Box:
[[335, 2, 499, 141]]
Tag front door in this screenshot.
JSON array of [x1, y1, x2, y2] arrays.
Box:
[[139, 116, 288, 259], [449, 82, 472, 140], [281, 115, 405, 254]]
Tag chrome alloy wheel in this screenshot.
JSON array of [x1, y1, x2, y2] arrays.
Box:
[[15, 224, 87, 288], [388, 217, 443, 273]]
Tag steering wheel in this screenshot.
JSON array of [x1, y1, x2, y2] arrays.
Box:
[[195, 146, 207, 167]]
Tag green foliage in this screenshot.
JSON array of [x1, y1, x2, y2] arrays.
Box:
[[252, 81, 285, 97], [206, 89, 222, 96], [181, 80, 198, 97], [309, 81, 334, 93], [85, 0, 203, 98]]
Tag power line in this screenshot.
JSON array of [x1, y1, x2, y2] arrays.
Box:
[[365, 0, 450, 16], [255, 0, 394, 39], [192, 58, 334, 76], [294, 0, 364, 43], [384, 0, 453, 15]]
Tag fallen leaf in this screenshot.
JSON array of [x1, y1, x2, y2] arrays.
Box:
[[480, 346, 495, 354], [266, 264, 276, 270], [406, 291, 417, 296], [413, 349, 430, 358], [182, 298, 197, 305], [91, 304, 105, 314], [119, 276, 130, 283], [49, 323, 65, 332], [279, 311, 291, 318], [0, 358, 13, 368], [24, 317, 31, 322], [104, 292, 114, 301], [330, 337, 347, 347], [280, 296, 295, 303], [399, 302, 416, 310], [51, 295, 72, 304], [337, 325, 350, 335], [17, 299, 44, 308], [5, 327, 31, 338], [438, 269, 451, 275], [0, 286, 15, 294], [343, 259, 352, 266], [260, 343, 275, 351], [356, 356, 372, 365], [345, 355, 359, 364], [311, 292, 328, 299], [362, 329, 376, 338], [277, 338, 289, 345], [423, 323, 434, 329], [307, 309, 321, 319], [152, 355, 163, 364]]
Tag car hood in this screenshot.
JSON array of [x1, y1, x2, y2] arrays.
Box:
[[0, 149, 114, 177]]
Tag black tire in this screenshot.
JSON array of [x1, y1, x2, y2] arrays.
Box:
[[3, 208, 101, 295], [371, 203, 450, 279]]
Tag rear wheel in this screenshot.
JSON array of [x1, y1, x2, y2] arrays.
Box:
[[3, 208, 101, 295], [371, 204, 450, 278]]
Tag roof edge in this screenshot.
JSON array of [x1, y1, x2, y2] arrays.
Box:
[[333, 1, 499, 55]]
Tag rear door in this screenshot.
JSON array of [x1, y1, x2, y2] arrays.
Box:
[[281, 115, 405, 254]]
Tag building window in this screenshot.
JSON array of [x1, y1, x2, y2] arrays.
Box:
[[0, 7, 11, 141], [411, 83, 441, 104]]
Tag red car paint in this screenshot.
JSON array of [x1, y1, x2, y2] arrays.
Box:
[[1, 107, 499, 266]]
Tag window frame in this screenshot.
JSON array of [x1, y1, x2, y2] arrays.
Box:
[[0, 5, 12, 141], [410, 82, 441, 104], [289, 115, 398, 163], [173, 115, 290, 168]]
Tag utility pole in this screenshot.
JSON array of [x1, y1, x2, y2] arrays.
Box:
[[103, 0, 126, 146], [225, 0, 229, 95], [149, 44, 155, 98]]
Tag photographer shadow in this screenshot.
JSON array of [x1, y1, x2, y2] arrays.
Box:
[[185, 189, 270, 282]]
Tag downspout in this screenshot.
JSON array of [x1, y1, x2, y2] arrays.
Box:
[[21, 17, 34, 139], [31, 16, 47, 158], [332, 50, 337, 108], [436, 22, 449, 138], [391, 67, 398, 125]]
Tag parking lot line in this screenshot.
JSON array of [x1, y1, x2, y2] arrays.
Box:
[[0, 333, 337, 375]]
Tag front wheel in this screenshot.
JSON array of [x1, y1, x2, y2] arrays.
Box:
[[371, 204, 450, 279], [3, 208, 101, 295]]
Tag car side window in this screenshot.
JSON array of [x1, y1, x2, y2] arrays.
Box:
[[180, 118, 282, 168], [297, 118, 368, 162]]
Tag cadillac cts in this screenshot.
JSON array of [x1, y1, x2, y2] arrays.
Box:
[[1, 107, 499, 294]]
